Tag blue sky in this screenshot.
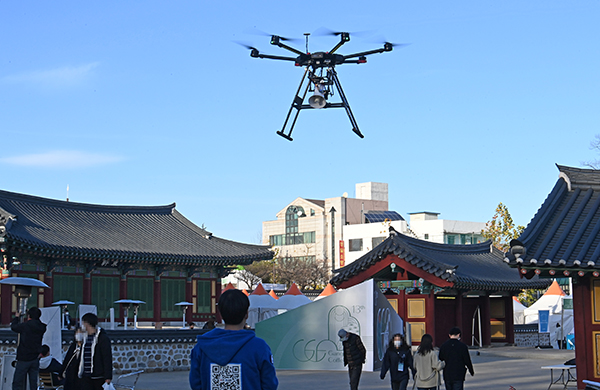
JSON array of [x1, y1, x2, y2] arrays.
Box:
[[1, 1, 599, 244]]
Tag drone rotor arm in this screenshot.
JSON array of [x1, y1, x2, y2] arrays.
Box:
[[254, 53, 298, 61], [270, 35, 305, 56], [329, 32, 351, 54], [343, 44, 393, 60]]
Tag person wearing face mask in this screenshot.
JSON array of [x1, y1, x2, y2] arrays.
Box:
[[62, 326, 85, 390], [380, 334, 414, 390], [338, 329, 366, 390]]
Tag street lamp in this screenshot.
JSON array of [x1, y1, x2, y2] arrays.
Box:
[[175, 301, 193, 329], [0, 277, 50, 321]]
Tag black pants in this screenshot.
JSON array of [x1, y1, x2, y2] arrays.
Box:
[[391, 377, 409, 390], [444, 380, 464, 390], [12, 359, 39, 390], [348, 364, 362, 390], [80, 376, 105, 390]]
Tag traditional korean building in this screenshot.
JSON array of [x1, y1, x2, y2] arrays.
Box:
[[503, 165, 600, 388], [0, 189, 273, 325], [330, 230, 549, 347]]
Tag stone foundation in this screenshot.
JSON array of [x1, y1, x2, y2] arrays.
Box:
[[0, 329, 203, 375]]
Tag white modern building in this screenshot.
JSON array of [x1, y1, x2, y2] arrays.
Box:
[[262, 182, 487, 271]]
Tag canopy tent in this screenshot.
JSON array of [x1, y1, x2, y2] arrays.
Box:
[[268, 289, 279, 300], [247, 283, 278, 328], [223, 282, 236, 291], [275, 283, 312, 311], [524, 280, 574, 347], [513, 296, 527, 325], [315, 283, 337, 300]]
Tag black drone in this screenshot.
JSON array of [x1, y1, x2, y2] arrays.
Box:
[[243, 32, 401, 141]]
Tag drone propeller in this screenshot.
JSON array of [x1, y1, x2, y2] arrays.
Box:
[[234, 41, 259, 51], [368, 35, 411, 48], [313, 27, 374, 37], [245, 28, 301, 42]]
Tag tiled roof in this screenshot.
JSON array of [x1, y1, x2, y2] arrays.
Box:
[[331, 233, 550, 291], [504, 165, 600, 270], [0, 189, 273, 265]]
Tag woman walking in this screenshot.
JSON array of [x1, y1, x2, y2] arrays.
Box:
[[413, 334, 444, 390], [380, 334, 414, 390], [62, 326, 85, 390]]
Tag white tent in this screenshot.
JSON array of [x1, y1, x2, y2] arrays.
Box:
[[524, 281, 574, 347], [513, 296, 527, 325], [247, 283, 278, 328], [275, 283, 312, 311]]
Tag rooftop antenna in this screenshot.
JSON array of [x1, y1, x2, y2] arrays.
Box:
[[66, 184, 69, 202]]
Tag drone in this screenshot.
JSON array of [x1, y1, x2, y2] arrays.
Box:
[[243, 32, 401, 141]]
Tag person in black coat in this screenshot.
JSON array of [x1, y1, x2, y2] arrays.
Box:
[[79, 313, 112, 390], [438, 327, 474, 390], [62, 327, 85, 390], [380, 334, 415, 390], [339, 329, 366, 390], [11, 307, 47, 390]]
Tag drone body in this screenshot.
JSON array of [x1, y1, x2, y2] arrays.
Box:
[[245, 32, 398, 141]]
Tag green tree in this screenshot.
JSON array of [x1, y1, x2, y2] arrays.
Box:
[[481, 202, 525, 252]]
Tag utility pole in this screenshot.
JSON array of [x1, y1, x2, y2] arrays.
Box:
[[330, 207, 336, 271]]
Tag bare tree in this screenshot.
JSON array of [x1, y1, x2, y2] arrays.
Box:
[[234, 268, 262, 290], [582, 134, 600, 169]]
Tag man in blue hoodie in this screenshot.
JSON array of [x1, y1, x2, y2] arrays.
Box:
[[189, 289, 278, 390]]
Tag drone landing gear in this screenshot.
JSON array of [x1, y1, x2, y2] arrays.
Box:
[[277, 68, 364, 141]]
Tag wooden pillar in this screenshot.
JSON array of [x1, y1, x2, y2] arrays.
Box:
[[44, 271, 53, 308], [398, 289, 406, 321], [1, 282, 12, 324], [505, 296, 515, 344], [426, 291, 436, 344], [481, 294, 492, 346], [455, 292, 463, 331], [186, 276, 193, 324], [119, 274, 127, 320], [153, 276, 161, 324], [573, 276, 593, 389], [83, 273, 92, 304]]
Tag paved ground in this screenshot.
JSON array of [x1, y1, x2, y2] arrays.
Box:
[[129, 347, 578, 390]]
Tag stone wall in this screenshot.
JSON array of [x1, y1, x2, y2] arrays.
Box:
[[112, 342, 194, 373], [0, 342, 196, 375], [0, 329, 204, 375], [514, 331, 550, 348]]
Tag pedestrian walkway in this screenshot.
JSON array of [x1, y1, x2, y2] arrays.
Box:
[[132, 346, 575, 390]]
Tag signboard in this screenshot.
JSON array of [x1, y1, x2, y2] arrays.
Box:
[[339, 240, 345, 267], [256, 279, 403, 371], [562, 298, 573, 310], [538, 310, 550, 333], [40, 306, 62, 363]]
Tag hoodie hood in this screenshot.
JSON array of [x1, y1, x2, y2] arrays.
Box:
[[39, 355, 52, 370], [195, 328, 255, 366]]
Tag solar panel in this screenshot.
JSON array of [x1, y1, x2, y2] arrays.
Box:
[[364, 211, 404, 223]]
